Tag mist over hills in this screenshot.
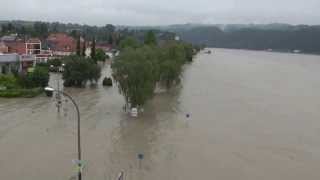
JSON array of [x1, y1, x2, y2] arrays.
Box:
[[1, 20, 320, 53]]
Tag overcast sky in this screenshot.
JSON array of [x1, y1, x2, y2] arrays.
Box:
[[1, 0, 320, 26]]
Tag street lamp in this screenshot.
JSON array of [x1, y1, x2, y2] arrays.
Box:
[[44, 87, 83, 180]]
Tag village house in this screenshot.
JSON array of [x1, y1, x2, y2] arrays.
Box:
[[0, 34, 18, 42], [19, 54, 36, 73], [25, 38, 53, 63], [26, 38, 41, 55], [47, 33, 77, 56], [0, 35, 54, 63], [96, 42, 112, 52], [0, 53, 36, 75], [5, 41, 26, 54], [96, 42, 114, 58], [0, 54, 19, 74]]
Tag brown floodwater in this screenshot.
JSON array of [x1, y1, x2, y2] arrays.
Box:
[[1, 48, 320, 180]]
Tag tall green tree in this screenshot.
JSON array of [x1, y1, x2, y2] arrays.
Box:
[[95, 49, 107, 62], [157, 42, 187, 88], [105, 24, 115, 33], [112, 46, 159, 107], [76, 35, 81, 56], [144, 30, 157, 46], [119, 36, 140, 49], [108, 35, 113, 45], [33, 22, 48, 39], [91, 37, 96, 60], [82, 41, 86, 57]]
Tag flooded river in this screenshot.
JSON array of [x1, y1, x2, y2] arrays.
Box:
[[1, 48, 320, 180]]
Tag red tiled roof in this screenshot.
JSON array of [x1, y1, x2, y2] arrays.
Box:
[[47, 33, 76, 52], [96, 43, 112, 52], [5, 41, 26, 54], [26, 38, 41, 44]]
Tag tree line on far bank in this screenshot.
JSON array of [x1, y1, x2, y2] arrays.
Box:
[[175, 25, 320, 54], [112, 31, 198, 109]]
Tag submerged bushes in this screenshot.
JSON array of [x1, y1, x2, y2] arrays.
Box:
[[0, 66, 49, 98], [62, 55, 101, 87], [112, 39, 197, 107]]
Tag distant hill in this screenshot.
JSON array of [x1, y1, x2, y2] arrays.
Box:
[[161, 23, 320, 54], [1, 20, 320, 53]]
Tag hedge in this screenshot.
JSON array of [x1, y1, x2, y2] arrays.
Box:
[[0, 88, 43, 98]]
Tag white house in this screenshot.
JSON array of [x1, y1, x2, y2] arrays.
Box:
[[0, 54, 20, 74], [0, 54, 36, 74]]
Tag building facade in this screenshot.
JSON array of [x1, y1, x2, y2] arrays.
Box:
[[0, 54, 36, 75], [0, 54, 20, 74]]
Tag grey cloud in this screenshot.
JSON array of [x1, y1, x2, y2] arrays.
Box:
[[0, 0, 320, 25]]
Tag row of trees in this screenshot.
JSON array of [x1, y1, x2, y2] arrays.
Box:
[[112, 31, 197, 108], [75, 35, 107, 62], [0, 21, 178, 49], [1, 22, 49, 39]]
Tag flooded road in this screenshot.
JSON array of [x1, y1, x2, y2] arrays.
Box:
[[1, 48, 320, 180]]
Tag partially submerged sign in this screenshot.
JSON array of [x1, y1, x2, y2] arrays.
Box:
[[72, 159, 85, 173], [131, 108, 138, 117]]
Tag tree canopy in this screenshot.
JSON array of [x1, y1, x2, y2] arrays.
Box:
[[95, 49, 107, 62], [112, 46, 158, 107], [144, 30, 157, 46], [62, 56, 101, 87], [112, 36, 197, 108], [119, 36, 140, 49]]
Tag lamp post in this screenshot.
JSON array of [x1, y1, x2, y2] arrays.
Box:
[[45, 87, 83, 180]]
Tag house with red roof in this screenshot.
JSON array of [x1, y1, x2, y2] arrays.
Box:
[[47, 33, 77, 56], [5, 41, 26, 54], [26, 38, 41, 55], [96, 42, 112, 52]]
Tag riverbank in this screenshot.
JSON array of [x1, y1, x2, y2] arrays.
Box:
[[208, 47, 320, 56]]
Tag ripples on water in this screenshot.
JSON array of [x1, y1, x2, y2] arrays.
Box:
[[1, 49, 320, 180]]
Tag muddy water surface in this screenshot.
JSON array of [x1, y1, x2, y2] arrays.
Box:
[[1, 49, 320, 180]]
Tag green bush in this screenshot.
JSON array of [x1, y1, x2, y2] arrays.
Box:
[[0, 75, 19, 89], [0, 88, 43, 98], [48, 58, 62, 67], [18, 66, 49, 88], [31, 66, 50, 87], [94, 49, 107, 62]]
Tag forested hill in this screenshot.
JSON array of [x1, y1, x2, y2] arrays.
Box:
[[1, 20, 320, 54], [167, 24, 320, 54]]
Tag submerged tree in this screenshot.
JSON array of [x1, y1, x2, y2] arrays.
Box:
[[112, 32, 198, 110], [62, 56, 101, 87], [112, 46, 158, 107], [157, 42, 187, 88]]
